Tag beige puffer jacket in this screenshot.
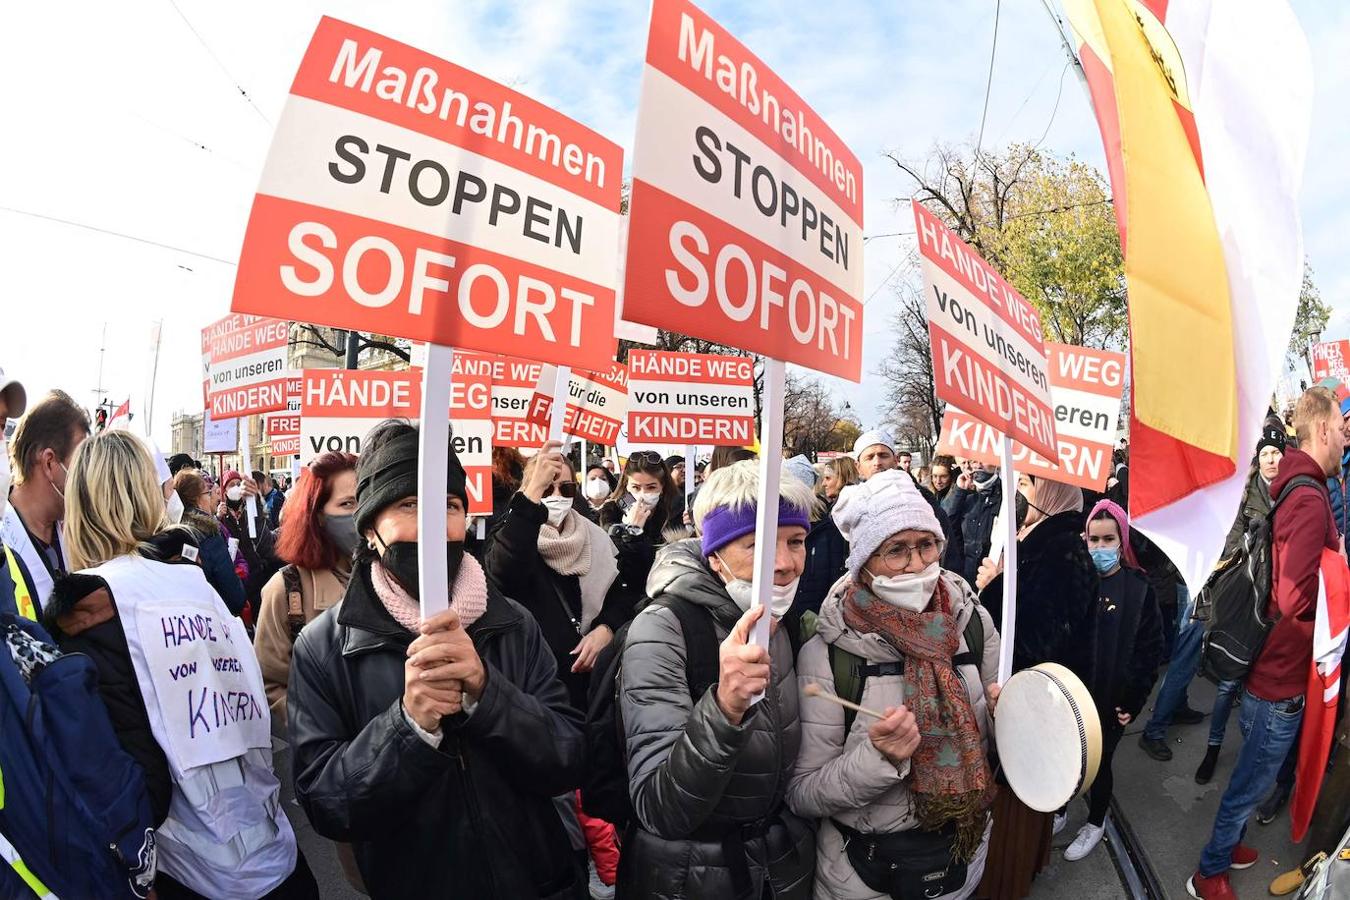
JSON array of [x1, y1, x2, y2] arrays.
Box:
[[787, 569, 999, 900]]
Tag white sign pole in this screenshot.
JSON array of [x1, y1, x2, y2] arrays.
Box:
[[748, 359, 786, 665], [998, 434, 1018, 684], [418, 344, 455, 620], [684, 444, 697, 505], [581, 438, 588, 474], [239, 422, 257, 539], [550, 366, 572, 444]]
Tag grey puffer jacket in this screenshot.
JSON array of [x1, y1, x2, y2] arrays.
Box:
[[789, 570, 998, 900], [618, 539, 815, 900]]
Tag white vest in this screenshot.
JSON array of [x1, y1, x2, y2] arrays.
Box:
[[86, 554, 296, 899], [0, 505, 62, 609]]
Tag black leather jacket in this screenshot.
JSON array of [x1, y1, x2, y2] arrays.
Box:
[[287, 560, 586, 899]]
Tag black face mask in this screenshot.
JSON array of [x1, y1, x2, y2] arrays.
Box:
[[377, 539, 466, 600], [1014, 491, 1029, 528]]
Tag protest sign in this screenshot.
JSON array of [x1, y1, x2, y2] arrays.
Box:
[[1312, 340, 1350, 383], [487, 355, 552, 447], [915, 203, 1056, 459], [936, 344, 1125, 490], [203, 314, 291, 419], [202, 412, 238, 455], [627, 350, 755, 445], [300, 368, 491, 513], [230, 17, 623, 372], [528, 363, 628, 444], [623, 0, 865, 381], [266, 375, 303, 457]]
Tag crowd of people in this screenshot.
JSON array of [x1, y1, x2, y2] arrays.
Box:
[[0, 364, 1347, 900]]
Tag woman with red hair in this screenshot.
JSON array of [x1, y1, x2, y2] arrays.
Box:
[[253, 451, 359, 728]]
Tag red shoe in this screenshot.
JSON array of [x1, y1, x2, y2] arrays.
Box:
[[1188, 870, 1237, 900], [1231, 844, 1259, 869]]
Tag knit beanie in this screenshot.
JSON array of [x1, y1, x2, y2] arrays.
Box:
[[832, 468, 943, 580], [783, 454, 818, 489], [1256, 422, 1287, 456], [355, 425, 468, 535], [852, 429, 896, 459], [700, 498, 811, 557]]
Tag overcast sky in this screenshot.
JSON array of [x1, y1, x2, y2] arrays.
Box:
[[1, 0, 1345, 448]]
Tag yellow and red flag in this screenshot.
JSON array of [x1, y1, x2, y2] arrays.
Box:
[[1064, 0, 1313, 589]]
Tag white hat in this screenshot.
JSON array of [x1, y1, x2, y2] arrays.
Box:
[[852, 428, 895, 458], [0, 368, 26, 420], [832, 469, 943, 580], [783, 454, 818, 489]]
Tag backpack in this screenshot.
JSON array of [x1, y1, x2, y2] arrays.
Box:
[[281, 564, 305, 642], [1199, 474, 1324, 683], [581, 596, 718, 830], [0, 613, 156, 899], [801, 607, 987, 733]]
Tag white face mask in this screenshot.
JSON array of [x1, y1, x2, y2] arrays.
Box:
[[716, 552, 797, 618], [0, 439, 9, 519], [225, 484, 244, 503], [541, 495, 572, 527], [165, 490, 185, 525], [585, 478, 610, 501], [867, 560, 942, 612], [629, 488, 660, 508]]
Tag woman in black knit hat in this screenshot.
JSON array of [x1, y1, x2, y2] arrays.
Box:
[[285, 420, 586, 899]]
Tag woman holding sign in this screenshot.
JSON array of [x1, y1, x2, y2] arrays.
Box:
[[485, 441, 640, 710], [617, 460, 817, 900], [287, 421, 586, 899], [45, 430, 314, 900], [790, 470, 1000, 900]]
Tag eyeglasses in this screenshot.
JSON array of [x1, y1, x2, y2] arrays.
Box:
[[871, 537, 944, 573], [544, 480, 578, 499]]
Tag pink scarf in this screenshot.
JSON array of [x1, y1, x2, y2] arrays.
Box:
[[370, 554, 489, 633]]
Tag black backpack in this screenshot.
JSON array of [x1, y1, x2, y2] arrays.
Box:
[[1199, 475, 1324, 683], [581, 596, 718, 830]]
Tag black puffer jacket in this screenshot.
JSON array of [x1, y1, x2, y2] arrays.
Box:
[[961, 477, 1003, 586], [287, 559, 586, 899], [619, 540, 814, 900], [485, 492, 640, 709], [981, 510, 1098, 681]]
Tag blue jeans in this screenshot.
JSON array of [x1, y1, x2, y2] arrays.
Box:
[[1198, 690, 1305, 876], [1143, 618, 1204, 741], [1207, 680, 1242, 747]]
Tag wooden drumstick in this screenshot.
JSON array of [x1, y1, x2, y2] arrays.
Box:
[[803, 683, 886, 721]]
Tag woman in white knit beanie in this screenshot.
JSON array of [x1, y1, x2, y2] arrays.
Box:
[[787, 469, 1000, 900]]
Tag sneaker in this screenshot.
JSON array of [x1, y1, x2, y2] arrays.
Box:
[[1187, 870, 1236, 900], [1064, 823, 1105, 861], [588, 860, 615, 900], [1052, 811, 1068, 836], [1174, 705, 1206, 725], [1257, 781, 1292, 825], [1195, 746, 1220, 784], [1231, 843, 1259, 869], [1139, 734, 1174, 761]]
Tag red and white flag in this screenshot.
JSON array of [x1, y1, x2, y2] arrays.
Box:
[[107, 399, 132, 431]]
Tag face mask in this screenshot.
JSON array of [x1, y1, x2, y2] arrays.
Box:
[[0, 439, 10, 519], [868, 561, 941, 612], [377, 537, 466, 600], [323, 513, 360, 557], [584, 478, 610, 501], [629, 488, 660, 508], [972, 468, 996, 485], [715, 552, 797, 619], [52, 462, 68, 501], [1014, 491, 1029, 528], [225, 484, 244, 503], [1091, 547, 1121, 574], [165, 490, 185, 525], [770, 577, 799, 618], [541, 496, 572, 527]]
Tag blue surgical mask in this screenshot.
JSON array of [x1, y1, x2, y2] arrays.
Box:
[[1091, 547, 1121, 574]]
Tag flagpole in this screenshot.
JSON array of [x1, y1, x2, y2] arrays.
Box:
[[146, 320, 163, 437]]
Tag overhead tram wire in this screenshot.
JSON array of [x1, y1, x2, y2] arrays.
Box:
[[166, 0, 272, 127], [0, 206, 237, 267], [973, 0, 1002, 161]]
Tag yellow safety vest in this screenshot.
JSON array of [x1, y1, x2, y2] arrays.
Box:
[[3, 549, 35, 622], [0, 769, 56, 899]]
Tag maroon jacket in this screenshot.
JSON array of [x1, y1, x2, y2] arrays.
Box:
[[1247, 448, 1339, 701]]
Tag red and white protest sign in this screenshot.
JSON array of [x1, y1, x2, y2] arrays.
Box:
[[915, 203, 1057, 459], [300, 369, 490, 513], [528, 362, 628, 444], [627, 351, 755, 445], [267, 376, 304, 457], [937, 344, 1125, 490], [204, 314, 291, 419], [622, 0, 864, 381], [231, 17, 623, 371], [1312, 340, 1350, 383]]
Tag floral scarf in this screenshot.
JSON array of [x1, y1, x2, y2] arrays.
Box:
[[842, 579, 994, 859]]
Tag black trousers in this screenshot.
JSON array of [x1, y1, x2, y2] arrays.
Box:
[[1088, 720, 1125, 827]]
